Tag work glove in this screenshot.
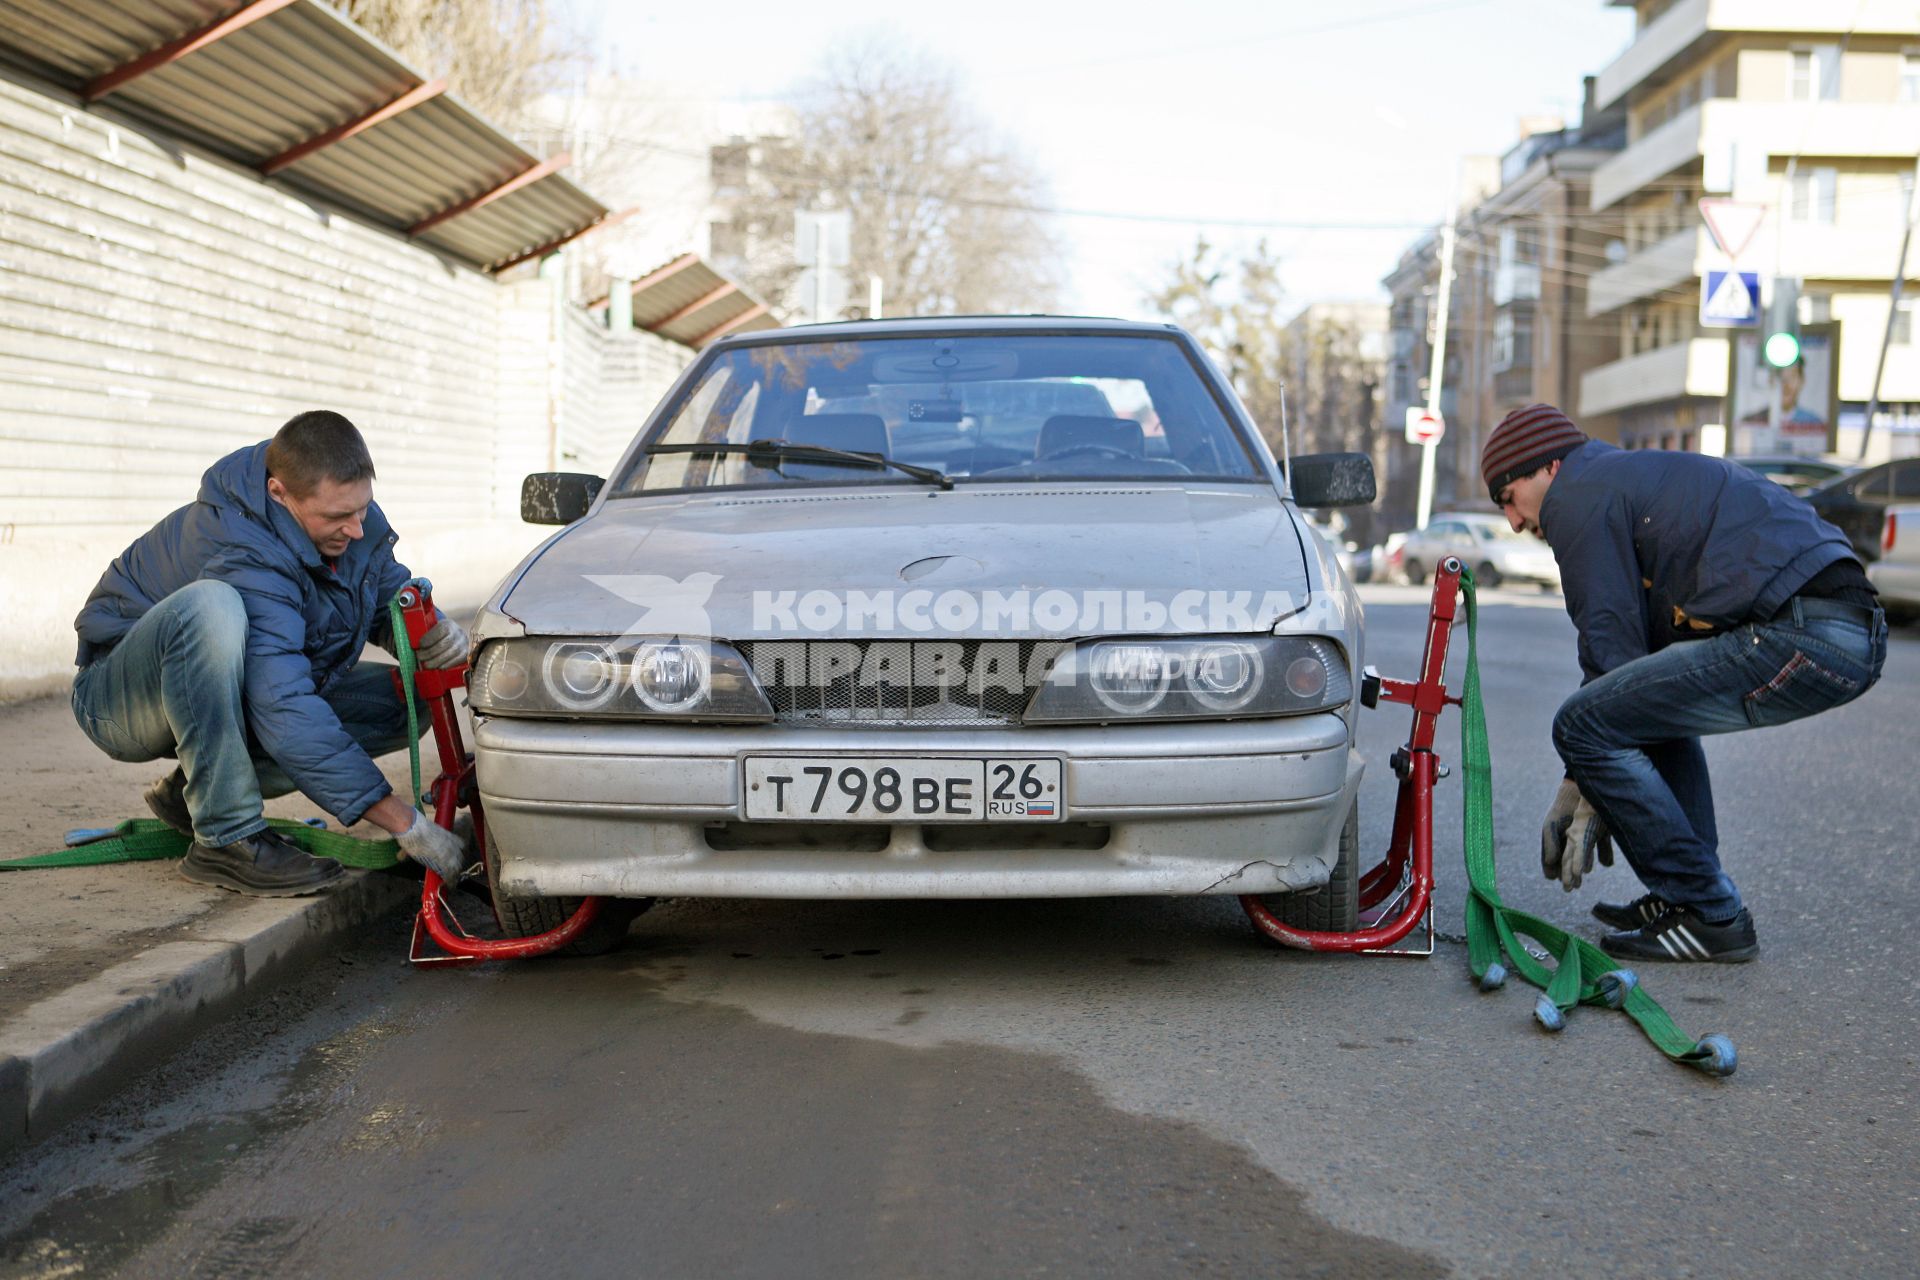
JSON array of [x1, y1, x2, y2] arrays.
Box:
[[415, 614, 470, 670], [1541, 778, 1615, 892], [395, 808, 468, 884]]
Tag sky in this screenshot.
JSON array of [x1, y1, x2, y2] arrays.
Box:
[[564, 0, 1637, 322]]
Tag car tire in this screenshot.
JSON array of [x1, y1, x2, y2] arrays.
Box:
[[484, 825, 652, 956], [1255, 799, 1359, 934], [1475, 560, 1502, 589], [1403, 557, 1426, 585]]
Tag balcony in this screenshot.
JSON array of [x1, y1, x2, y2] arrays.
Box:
[[1596, 0, 1920, 111], [1592, 100, 1920, 211], [1588, 228, 1703, 316], [1579, 337, 1729, 417], [1494, 263, 1541, 306]]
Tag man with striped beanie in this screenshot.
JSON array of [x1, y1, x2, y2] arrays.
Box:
[[1481, 404, 1884, 962]]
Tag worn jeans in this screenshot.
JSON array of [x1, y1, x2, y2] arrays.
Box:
[[70, 580, 424, 846], [1550, 599, 1887, 920]]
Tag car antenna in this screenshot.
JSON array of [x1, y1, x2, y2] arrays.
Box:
[[1278, 380, 1294, 497]]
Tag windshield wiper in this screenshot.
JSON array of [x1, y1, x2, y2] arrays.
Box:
[[644, 438, 954, 489]]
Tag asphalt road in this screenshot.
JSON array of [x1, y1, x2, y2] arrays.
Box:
[[2, 586, 1915, 1279]]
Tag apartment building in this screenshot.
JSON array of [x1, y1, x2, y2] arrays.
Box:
[[1580, 0, 1920, 457], [1465, 82, 1628, 446]]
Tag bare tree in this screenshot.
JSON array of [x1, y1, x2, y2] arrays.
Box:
[[1146, 237, 1289, 448], [336, 0, 585, 132], [713, 35, 1064, 318]]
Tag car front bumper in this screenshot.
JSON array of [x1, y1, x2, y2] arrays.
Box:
[[473, 714, 1362, 899]]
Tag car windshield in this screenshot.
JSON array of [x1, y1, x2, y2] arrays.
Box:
[[611, 333, 1264, 494]]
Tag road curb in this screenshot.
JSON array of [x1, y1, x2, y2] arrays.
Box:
[[0, 869, 413, 1159]]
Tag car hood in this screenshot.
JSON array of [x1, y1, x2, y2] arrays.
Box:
[[501, 485, 1310, 639]]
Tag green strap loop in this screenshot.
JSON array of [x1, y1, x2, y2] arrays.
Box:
[[1455, 567, 1725, 1071], [2, 592, 431, 873]]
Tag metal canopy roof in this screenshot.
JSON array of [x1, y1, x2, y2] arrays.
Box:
[[621, 252, 780, 348], [0, 0, 613, 273]]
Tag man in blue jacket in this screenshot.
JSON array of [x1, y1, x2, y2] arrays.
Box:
[[1482, 404, 1886, 962], [71, 411, 474, 896]]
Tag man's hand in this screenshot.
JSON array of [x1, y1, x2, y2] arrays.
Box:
[[393, 808, 469, 883], [416, 615, 469, 670], [1542, 779, 1613, 892]]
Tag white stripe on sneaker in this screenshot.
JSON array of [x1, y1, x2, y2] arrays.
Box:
[[1671, 923, 1706, 960], [1658, 931, 1683, 959]]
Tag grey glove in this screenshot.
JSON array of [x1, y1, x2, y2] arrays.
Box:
[[1541, 779, 1613, 892], [416, 614, 470, 670], [395, 808, 468, 883]]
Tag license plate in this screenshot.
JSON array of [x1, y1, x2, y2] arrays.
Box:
[[742, 757, 1064, 822]]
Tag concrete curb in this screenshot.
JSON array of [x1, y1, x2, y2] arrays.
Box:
[[0, 869, 413, 1158]]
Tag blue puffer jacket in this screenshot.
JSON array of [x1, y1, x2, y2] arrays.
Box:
[[1541, 441, 1857, 682], [74, 442, 417, 825]]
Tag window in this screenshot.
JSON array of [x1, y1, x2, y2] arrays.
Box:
[[1892, 463, 1920, 499], [1799, 292, 1833, 326], [1895, 299, 1916, 347], [1493, 313, 1514, 369], [1790, 167, 1837, 223], [1791, 45, 1839, 102], [1902, 52, 1920, 103]]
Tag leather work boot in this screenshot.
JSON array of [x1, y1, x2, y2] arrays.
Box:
[[179, 828, 346, 897], [144, 766, 194, 838]]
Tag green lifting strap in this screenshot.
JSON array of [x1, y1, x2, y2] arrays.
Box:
[[1454, 567, 1736, 1077], [3, 594, 429, 874]]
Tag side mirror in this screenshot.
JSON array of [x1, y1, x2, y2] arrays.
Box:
[[1288, 452, 1376, 508], [521, 472, 604, 525]]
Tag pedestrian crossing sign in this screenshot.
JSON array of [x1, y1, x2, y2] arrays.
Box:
[[1700, 271, 1760, 328]]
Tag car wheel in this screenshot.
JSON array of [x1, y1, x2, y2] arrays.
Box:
[[1475, 560, 1502, 589], [484, 825, 651, 956], [1402, 557, 1426, 585], [1253, 798, 1359, 934]]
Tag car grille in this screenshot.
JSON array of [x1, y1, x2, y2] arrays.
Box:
[[735, 639, 1069, 726]]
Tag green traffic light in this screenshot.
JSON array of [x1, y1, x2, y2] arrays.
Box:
[[1763, 331, 1800, 368]]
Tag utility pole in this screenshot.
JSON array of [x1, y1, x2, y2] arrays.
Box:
[[1860, 160, 1920, 461], [1418, 182, 1459, 530]]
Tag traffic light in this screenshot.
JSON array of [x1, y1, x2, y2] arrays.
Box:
[[1763, 330, 1801, 368], [1764, 277, 1800, 369]]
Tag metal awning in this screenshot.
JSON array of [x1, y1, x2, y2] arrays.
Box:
[[0, 0, 613, 273], [616, 252, 780, 348]]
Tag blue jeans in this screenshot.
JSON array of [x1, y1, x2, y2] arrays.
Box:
[[1551, 599, 1887, 920], [70, 580, 425, 846]]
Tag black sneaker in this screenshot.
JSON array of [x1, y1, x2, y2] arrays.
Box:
[[180, 828, 345, 897], [1600, 906, 1759, 964], [144, 767, 194, 838], [1591, 892, 1670, 932]]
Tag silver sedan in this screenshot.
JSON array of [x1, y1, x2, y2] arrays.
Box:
[[466, 317, 1376, 948]]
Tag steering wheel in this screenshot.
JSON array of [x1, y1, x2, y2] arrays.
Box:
[[1037, 443, 1148, 463]]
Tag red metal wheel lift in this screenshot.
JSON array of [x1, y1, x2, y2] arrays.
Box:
[[392, 585, 603, 965], [1239, 557, 1465, 954]]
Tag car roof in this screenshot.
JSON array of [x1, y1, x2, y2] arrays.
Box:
[[708, 314, 1188, 347]]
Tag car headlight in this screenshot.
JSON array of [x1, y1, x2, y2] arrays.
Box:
[[1024, 636, 1350, 723], [469, 636, 772, 721]]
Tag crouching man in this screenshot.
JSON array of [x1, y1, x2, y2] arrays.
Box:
[[1483, 404, 1887, 962], [70, 411, 473, 896]]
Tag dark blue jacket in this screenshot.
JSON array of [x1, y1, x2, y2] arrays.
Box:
[[1541, 441, 1856, 682], [74, 443, 416, 825]]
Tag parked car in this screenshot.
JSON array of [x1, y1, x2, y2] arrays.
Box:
[[1731, 453, 1856, 497], [468, 317, 1377, 951], [1807, 457, 1920, 563], [1868, 505, 1920, 622], [1389, 512, 1559, 589]]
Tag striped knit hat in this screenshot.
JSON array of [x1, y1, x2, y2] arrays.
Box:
[[1481, 404, 1587, 502]]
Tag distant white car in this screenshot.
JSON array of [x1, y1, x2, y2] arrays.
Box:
[[1868, 504, 1920, 621], [1389, 512, 1560, 590]]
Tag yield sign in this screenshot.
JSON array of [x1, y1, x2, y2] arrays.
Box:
[[1699, 199, 1766, 260]]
